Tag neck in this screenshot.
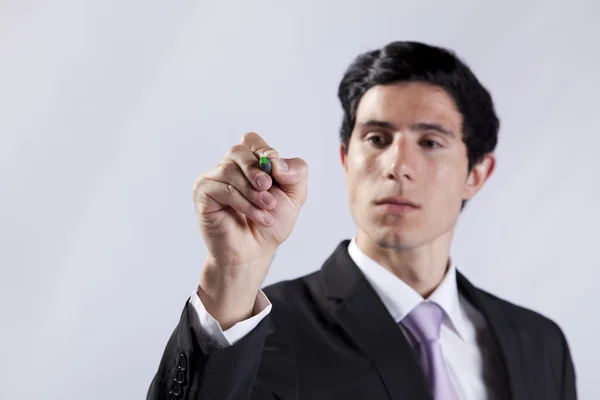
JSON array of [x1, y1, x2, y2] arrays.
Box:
[[355, 230, 454, 298]]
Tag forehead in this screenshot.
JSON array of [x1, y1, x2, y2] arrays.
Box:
[[354, 81, 462, 129]]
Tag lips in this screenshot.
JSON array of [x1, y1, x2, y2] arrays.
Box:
[[374, 197, 420, 208]]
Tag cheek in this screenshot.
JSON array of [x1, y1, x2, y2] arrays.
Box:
[[428, 163, 467, 203], [430, 162, 454, 182], [346, 154, 373, 203]]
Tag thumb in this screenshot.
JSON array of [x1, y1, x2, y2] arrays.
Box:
[[270, 157, 308, 207]]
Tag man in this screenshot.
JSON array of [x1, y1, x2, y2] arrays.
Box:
[[147, 41, 577, 400]]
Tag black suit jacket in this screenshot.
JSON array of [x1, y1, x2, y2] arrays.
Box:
[[147, 240, 577, 400]]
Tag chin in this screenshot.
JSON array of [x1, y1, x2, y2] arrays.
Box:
[[371, 227, 423, 251], [354, 212, 429, 250]]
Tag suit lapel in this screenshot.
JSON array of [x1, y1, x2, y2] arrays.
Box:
[[322, 241, 432, 400], [457, 272, 524, 400]]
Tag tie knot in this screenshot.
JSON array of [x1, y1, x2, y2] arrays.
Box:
[[401, 301, 445, 343]]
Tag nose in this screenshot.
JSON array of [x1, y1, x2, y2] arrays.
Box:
[[384, 135, 415, 181]]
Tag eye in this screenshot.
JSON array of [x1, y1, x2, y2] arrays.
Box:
[[366, 134, 387, 146], [420, 139, 442, 149]]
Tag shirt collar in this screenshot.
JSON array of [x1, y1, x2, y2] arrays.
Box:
[[347, 236, 467, 340]]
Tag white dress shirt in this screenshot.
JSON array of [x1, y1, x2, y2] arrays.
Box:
[[188, 237, 502, 399]]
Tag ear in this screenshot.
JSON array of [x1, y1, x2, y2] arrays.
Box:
[[340, 143, 349, 174], [463, 153, 496, 200]]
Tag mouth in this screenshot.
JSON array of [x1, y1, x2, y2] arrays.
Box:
[[374, 197, 420, 214]]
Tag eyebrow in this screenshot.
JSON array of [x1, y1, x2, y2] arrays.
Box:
[[357, 119, 455, 138]]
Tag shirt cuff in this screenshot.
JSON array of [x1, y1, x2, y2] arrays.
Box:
[[188, 284, 272, 351]]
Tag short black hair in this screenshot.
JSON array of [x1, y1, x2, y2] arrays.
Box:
[[337, 41, 499, 210]]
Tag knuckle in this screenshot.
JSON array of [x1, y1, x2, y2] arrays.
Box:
[[224, 183, 235, 197], [224, 144, 245, 159], [192, 175, 208, 194], [192, 179, 211, 204], [240, 132, 259, 145], [218, 162, 237, 177]]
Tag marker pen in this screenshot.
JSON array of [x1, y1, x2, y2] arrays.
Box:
[[259, 155, 272, 175]]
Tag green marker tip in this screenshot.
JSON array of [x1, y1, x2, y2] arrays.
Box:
[[259, 155, 273, 176]]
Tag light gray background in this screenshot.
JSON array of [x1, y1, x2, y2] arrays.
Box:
[[1, 0, 598, 399]]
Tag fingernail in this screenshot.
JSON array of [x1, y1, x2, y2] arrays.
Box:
[[260, 191, 274, 205], [263, 213, 274, 224], [274, 158, 288, 172], [256, 174, 268, 187]]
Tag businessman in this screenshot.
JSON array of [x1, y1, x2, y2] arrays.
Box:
[[147, 41, 577, 399]]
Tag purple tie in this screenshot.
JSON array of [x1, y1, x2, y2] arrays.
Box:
[[400, 302, 461, 400]]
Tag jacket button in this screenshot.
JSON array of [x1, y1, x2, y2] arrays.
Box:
[[177, 353, 187, 371], [170, 382, 182, 396], [175, 369, 186, 384]]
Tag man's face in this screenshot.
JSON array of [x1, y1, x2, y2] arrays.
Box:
[[340, 81, 494, 251]]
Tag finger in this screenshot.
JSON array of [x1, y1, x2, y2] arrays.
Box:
[[196, 178, 276, 226], [240, 132, 280, 160], [269, 157, 309, 207], [223, 143, 274, 192], [203, 162, 277, 210]]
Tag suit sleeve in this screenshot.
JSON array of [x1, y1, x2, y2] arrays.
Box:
[[188, 286, 272, 352], [559, 329, 577, 400], [146, 298, 297, 400]]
